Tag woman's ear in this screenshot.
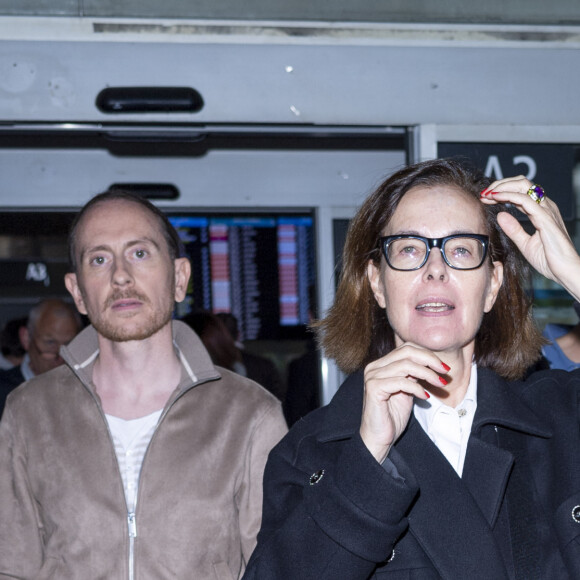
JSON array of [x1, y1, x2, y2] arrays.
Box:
[[367, 260, 386, 308]]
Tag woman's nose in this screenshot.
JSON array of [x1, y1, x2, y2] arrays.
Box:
[[422, 248, 448, 281]]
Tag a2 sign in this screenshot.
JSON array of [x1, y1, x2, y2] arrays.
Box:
[[437, 142, 576, 221]]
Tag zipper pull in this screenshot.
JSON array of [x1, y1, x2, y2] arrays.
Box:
[[128, 512, 137, 538]]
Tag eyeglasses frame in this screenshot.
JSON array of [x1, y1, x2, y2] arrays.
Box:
[[378, 233, 490, 271]]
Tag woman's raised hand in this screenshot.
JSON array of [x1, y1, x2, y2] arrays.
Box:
[[481, 176, 580, 302], [360, 344, 450, 464]]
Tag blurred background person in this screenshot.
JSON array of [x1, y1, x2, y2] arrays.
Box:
[[0, 317, 27, 370], [283, 287, 321, 426], [217, 312, 284, 401], [283, 331, 321, 427], [542, 299, 580, 370], [182, 310, 243, 373], [0, 298, 82, 417]]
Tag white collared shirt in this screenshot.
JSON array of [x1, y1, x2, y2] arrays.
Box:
[[413, 363, 478, 477]]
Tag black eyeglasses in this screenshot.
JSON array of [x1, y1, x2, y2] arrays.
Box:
[[379, 234, 489, 271]]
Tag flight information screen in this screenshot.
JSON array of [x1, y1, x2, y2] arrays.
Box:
[[169, 213, 316, 340]]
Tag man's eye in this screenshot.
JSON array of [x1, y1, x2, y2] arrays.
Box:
[[91, 256, 106, 265], [135, 249, 147, 259]]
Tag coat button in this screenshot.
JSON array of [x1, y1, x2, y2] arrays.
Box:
[[309, 469, 325, 485], [572, 505, 580, 523]]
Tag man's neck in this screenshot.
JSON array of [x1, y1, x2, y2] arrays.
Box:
[[93, 323, 183, 420]]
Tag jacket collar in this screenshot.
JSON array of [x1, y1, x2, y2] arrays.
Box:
[[472, 367, 552, 439], [60, 320, 221, 397]]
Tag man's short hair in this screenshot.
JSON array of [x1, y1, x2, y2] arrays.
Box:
[[68, 190, 182, 273]]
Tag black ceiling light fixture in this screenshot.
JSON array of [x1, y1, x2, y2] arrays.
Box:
[[96, 87, 204, 113]]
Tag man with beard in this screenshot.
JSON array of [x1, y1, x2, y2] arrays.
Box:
[[0, 191, 287, 579]]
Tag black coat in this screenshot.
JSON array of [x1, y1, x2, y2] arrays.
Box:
[[0, 365, 24, 418], [244, 367, 580, 579]]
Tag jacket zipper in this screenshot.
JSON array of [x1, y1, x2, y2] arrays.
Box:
[[126, 389, 190, 580], [128, 512, 137, 580]]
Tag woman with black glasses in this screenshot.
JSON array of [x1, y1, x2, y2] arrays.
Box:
[[244, 157, 580, 579]]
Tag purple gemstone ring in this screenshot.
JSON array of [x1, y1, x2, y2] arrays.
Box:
[[526, 184, 545, 204]]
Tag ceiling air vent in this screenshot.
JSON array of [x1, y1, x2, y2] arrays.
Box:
[[96, 87, 204, 113], [108, 183, 180, 200]]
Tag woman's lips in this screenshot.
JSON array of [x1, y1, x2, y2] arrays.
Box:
[[415, 301, 455, 313]]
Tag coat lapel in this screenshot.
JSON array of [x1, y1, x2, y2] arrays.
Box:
[[396, 418, 511, 580], [465, 368, 552, 529], [461, 436, 513, 527]]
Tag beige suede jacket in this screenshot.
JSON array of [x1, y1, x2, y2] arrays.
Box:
[[0, 321, 287, 579]]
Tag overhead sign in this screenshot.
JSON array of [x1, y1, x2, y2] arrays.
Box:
[[437, 142, 575, 221], [0, 261, 68, 297]]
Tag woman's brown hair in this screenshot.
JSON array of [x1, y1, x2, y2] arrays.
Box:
[[314, 157, 543, 380]]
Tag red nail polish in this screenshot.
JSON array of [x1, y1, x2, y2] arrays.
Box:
[[441, 362, 451, 372], [479, 189, 488, 197], [424, 390, 430, 399], [439, 376, 448, 386]]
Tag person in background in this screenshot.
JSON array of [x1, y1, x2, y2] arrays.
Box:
[[541, 299, 580, 370], [0, 190, 287, 579], [0, 317, 27, 370], [283, 333, 321, 427], [0, 299, 81, 417], [283, 286, 321, 426], [182, 309, 243, 372], [244, 158, 580, 579], [217, 312, 285, 401]]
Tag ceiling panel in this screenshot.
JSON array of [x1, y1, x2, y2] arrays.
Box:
[[1, 0, 579, 25], [0, 0, 77, 16]]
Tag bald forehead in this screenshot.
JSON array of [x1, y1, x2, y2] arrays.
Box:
[[31, 301, 80, 333], [74, 199, 169, 259], [78, 198, 156, 229]]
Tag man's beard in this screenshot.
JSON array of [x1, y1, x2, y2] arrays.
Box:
[[84, 285, 175, 343]]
